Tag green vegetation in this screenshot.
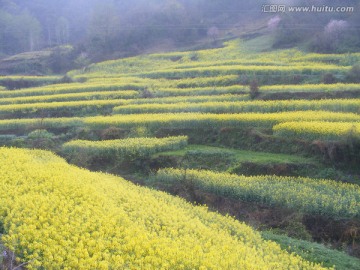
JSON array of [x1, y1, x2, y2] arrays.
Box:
[[151, 145, 319, 177], [0, 82, 143, 98], [151, 168, 360, 219], [0, 100, 127, 119], [0, 91, 137, 105], [261, 83, 360, 93], [0, 111, 358, 135], [274, 122, 360, 141], [0, 29, 359, 268], [113, 99, 360, 114], [1, 148, 328, 269], [62, 136, 188, 165], [0, 75, 62, 89], [153, 145, 312, 164], [261, 232, 360, 270]]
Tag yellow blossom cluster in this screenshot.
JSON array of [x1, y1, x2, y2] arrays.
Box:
[[0, 81, 143, 99], [0, 99, 128, 119], [261, 83, 360, 93], [153, 168, 360, 219], [84, 111, 360, 131], [0, 148, 328, 269], [62, 136, 188, 162], [273, 121, 360, 140], [113, 99, 360, 115], [67, 39, 356, 79], [125, 94, 250, 105], [0, 91, 136, 105], [0, 111, 358, 135]]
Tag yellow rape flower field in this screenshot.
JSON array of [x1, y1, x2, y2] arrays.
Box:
[[273, 122, 360, 140], [0, 148, 328, 269]]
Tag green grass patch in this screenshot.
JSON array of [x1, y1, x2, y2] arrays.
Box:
[[153, 144, 314, 164], [262, 231, 360, 270]]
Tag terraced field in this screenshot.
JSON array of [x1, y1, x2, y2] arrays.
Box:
[[0, 38, 359, 269]]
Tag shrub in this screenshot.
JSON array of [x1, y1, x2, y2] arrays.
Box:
[[322, 73, 337, 84], [346, 64, 360, 83], [27, 129, 55, 149], [27, 129, 54, 140], [249, 79, 260, 99]]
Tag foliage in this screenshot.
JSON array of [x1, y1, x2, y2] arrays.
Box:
[[126, 94, 250, 105], [0, 82, 142, 98], [249, 79, 260, 99], [0, 91, 137, 106], [0, 111, 356, 134], [273, 122, 360, 141], [84, 111, 360, 132], [0, 147, 328, 269], [153, 168, 360, 219], [27, 129, 56, 149], [346, 64, 360, 83], [261, 83, 360, 93], [27, 129, 54, 140], [0, 99, 127, 119], [62, 136, 188, 163], [113, 99, 360, 115], [261, 231, 360, 270], [0, 76, 61, 90]]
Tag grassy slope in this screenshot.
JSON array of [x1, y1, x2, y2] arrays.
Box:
[[0, 35, 358, 267], [153, 144, 315, 164], [262, 231, 360, 270]]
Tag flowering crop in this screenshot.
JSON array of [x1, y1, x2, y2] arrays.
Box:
[[0, 111, 358, 134], [0, 99, 127, 119], [85, 111, 360, 131], [0, 148, 327, 269], [139, 65, 349, 79], [0, 82, 144, 98], [0, 75, 61, 84], [0, 90, 137, 105], [125, 94, 249, 105], [273, 121, 360, 140], [153, 168, 360, 219], [261, 83, 360, 93], [154, 85, 248, 97], [62, 136, 188, 162], [113, 99, 360, 114]]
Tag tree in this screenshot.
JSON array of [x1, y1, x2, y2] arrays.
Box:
[[87, 1, 121, 57], [249, 79, 260, 99], [0, 8, 42, 54], [207, 26, 219, 42], [55, 17, 70, 45]]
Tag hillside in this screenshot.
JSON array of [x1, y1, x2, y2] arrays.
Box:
[[0, 37, 359, 268], [1, 0, 360, 75]]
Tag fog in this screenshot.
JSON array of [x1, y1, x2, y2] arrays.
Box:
[[0, 0, 359, 62]]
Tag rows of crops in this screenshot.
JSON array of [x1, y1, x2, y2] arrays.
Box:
[[68, 40, 354, 78], [262, 83, 360, 93], [139, 65, 349, 80], [0, 148, 327, 269], [113, 99, 360, 114], [0, 75, 61, 84], [0, 99, 127, 119], [0, 90, 137, 105], [0, 37, 359, 268], [0, 111, 359, 134], [63, 136, 188, 162], [152, 168, 360, 219], [124, 94, 250, 105], [273, 122, 360, 140], [0, 82, 144, 98], [3, 96, 359, 120]]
